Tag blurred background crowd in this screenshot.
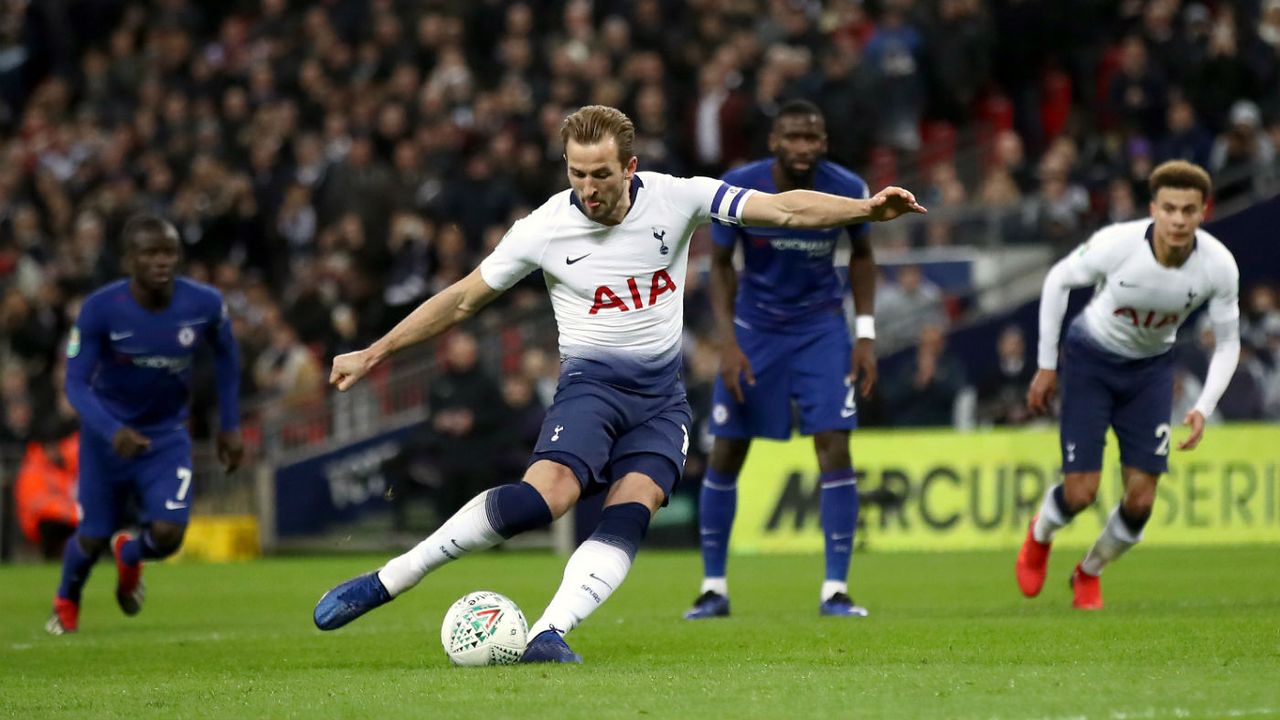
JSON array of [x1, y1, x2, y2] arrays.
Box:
[[1, 0, 1279, 536]]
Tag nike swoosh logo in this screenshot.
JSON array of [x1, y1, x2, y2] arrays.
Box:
[[829, 533, 854, 541], [566, 253, 591, 265], [588, 573, 614, 590], [451, 539, 465, 551], [1118, 281, 1138, 288], [110, 331, 134, 341], [164, 500, 188, 510], [841, 408, 857, 418]]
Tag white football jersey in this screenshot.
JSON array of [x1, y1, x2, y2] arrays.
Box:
[[1038, 219, 1239, 367], [480, 172, 754, 391]]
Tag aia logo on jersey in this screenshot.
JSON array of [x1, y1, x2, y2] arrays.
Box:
[[1113, 307, 1179, 329], [589, 270, 678, 314]]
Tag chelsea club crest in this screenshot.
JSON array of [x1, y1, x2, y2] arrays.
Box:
[[178, 326, 196, 347]]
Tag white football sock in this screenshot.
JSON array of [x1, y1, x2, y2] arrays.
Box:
[[528, 539, 632, 639], [821, 580, 848, 601], [700, 577, 728, 596], [377, 489, 504, 596], [1080, 507, 1141, 576], [1032, 484, 1070, 543]]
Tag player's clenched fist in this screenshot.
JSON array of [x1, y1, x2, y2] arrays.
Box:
[[111, 427, 152, 459], [1026, 368, 1058, 415], [330, 349, 376, 391]]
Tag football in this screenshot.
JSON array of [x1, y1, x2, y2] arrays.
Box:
[[440, 591, 528, 666]]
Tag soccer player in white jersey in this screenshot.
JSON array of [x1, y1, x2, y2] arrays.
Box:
[[1017, 160, 1240, 610], [312, 105, 925, 662]]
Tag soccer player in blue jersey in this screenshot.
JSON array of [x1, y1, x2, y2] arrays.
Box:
[[685, 100, 877, 620], [311, 105, 924, 663], [47, 215, 243, 634]]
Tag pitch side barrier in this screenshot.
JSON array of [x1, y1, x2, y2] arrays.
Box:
[[731, 424, 1280, 553]]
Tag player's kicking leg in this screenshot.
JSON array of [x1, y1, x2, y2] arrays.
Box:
[[685, 437, 750, 620], [523, 469, 664, 663], [1018, 473, 1098, 597], [313, 463, 571, 630], [1069, 467, 1158, 609]]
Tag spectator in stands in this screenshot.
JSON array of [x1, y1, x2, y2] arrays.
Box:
[[977, 325, 1036, 426], [1211, 100, 1276, 204], [864, 1, 926, 152], [1022, 154, 1090, 253], [875, 264, 948, 351], [419, 330, 504, 516], [1156, 94, 1213, 168], [882, 324, 969, 427], [1107, 35, 1168, 139], [1242, 284, 1280, 351], [496, 374, 545, 481]]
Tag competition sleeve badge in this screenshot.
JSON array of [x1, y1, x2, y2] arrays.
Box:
[[67, 327, 81, 358]]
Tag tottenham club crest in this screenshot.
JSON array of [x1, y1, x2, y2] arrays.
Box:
[[653, 227, 668, 255], [178, 326, 196, 347]]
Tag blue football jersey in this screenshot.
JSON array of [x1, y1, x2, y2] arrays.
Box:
[[711, 158, 869, 332], [65, 278, 241, 440]]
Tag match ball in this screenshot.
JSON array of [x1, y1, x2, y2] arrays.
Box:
[[440, 591, 528, 666]]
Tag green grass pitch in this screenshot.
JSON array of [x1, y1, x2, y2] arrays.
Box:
[[1, 546, 1278, 719]]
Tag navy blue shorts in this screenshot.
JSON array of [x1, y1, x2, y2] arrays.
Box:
[[530, 378, 691, 502], [78, 429, 194, 538], [1059, 323, 1174, 475], [709, 313, 856, 440]]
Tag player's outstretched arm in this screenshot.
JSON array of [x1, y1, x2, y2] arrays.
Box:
[[330, 268, 504, 391], [739, 186, 926, 229]]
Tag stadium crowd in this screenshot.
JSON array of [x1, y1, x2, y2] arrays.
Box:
[[2, 0, 1280, 526]]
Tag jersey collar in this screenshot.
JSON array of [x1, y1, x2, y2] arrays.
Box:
[[569, 174, 645, 221]]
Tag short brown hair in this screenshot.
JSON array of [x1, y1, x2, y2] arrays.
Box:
[[560, 105, 635, 164], [1149, 160, 1212, 201]]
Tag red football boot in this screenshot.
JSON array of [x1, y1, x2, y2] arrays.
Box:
[[1070, 564, 1103, 610], [46, 597, 79, 635], [1016, 515, 1052, 597], [113, 532, 145, 616]]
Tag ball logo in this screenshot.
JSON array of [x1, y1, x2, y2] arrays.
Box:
[[473, 607, 502, 632], [178, 327, 196, 346]]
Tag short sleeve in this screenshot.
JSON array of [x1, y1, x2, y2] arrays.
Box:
[[667, 176, 756, 226], [479, 217, 549, 292]]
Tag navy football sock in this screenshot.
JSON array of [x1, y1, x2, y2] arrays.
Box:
[[820, 468, 859, 583], [698, 468, 738, 580], [57, 534, 103, 602]]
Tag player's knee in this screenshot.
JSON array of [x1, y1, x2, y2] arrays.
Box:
[[1122, 488, 1156, 519], [1062, 474, 1100, 511], [523, 460, 581, 518], [608, 473, 665, 513], [813, 432, 851, 471], [77, 534, 109, 558], [148, 523, 186, 557], [709, 438, 750, 474]]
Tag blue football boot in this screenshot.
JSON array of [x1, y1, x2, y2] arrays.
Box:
[[683, 591, 730, 620], [521, 629, 583, 664], [313, 571, 393, 630], [819, 592, 869, 617]]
